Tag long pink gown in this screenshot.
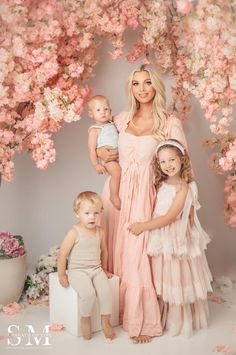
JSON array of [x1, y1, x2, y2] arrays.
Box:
[[101, 111, 188, 337]]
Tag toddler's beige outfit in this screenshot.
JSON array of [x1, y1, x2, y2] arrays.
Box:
[[68, 226, 112, 316]]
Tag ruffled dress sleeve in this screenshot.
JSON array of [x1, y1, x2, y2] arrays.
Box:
[[165, 115, 188, 150], [113, 111, 130, 133], [179, 181, 211, 256]]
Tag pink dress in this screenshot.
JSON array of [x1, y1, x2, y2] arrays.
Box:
[[148, 181, 213, 337], [101, 112, 187, 337]]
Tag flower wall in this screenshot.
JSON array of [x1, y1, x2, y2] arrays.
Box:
[[0, 0, 235, 226]]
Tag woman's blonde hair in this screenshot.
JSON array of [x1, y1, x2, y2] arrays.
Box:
[[152, 139, 194, 190], [73, 191, 103, 214], [126, 64, 167, 140]]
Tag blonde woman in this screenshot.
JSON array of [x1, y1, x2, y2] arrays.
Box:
[[97, 65, 188, 343]]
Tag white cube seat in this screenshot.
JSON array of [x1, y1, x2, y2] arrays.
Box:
[[49, 272, 119, 336]]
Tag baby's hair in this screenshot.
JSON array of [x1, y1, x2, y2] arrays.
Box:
[[87, 95, 110, 110], [73, 191, 103, 214], [152, 139, 194, 189]]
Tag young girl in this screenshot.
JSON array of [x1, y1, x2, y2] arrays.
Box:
[[57, 191, 115, 340], [129, 139, 213, 337], [88, 95, 121, 210]]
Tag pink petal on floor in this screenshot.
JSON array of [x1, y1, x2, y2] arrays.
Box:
[[0, 335, 10, 341], [2, 302, 23, 315], [209, 293, 225, 304], [213, 345, 233, 354], [49, 323, 64, 331]]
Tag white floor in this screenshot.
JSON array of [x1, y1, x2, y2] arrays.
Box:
[[0, 288, 236, 355]]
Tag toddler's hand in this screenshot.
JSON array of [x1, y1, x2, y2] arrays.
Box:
[[129, 223, 144, 236], [95, 163, 106, 174], [104, 270, 113, 279], [59, 274, 69, 288]]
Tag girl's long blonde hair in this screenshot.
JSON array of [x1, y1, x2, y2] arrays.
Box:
[[152, 139, 194, 190], [126, 64, 167, 140]]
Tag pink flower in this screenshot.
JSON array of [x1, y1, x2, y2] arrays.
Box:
[[2, 302, 23, 315], [49, 323, 64, 332], [141, 57, 153, 65], [1, 237, 19, 256], [176, 0, 193, 15], [208, 293, 225, 304], [11, 245, 25, 258], [213, 345, 233, 355], [109, 49, 123, 60], [68, 63, 84, 79], [0, 231, 11, 239], [127, 17, 138, 30], [222, 107, 233, 117], [0, 232, 25, 258]]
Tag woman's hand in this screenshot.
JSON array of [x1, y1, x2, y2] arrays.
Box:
[[59, 274, 69, 288], [96, 146, 118, 163], [129, 222, 145, 236]]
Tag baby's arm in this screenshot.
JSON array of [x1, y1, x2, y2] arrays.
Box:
[[57, 228, 76, 287], [100, 227, 113, 278], [88, 128, 106, 174], [129, 183, 189, 235]]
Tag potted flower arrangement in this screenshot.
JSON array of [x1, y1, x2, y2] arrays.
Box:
[[24, 246, 59, 305], [0, 231, 27, 305]]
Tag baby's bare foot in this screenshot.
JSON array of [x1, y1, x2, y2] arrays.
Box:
[[110, 195, 121, 210], [81, 316, 92, 340], [101, 315, 115, 340]]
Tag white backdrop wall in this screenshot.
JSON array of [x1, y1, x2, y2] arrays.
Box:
[[0, 33, 235, 278]]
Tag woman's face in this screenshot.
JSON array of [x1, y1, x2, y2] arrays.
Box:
[[131, 71, 156, 104]]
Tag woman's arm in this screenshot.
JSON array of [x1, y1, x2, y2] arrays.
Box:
[[57, 228, 76, 287], [129, 184, 189, 235]]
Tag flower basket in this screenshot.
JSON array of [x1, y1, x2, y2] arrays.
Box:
[[0, 232, 27, 305]]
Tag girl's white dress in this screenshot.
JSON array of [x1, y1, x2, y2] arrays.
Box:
[[147, 181, 213, 337]]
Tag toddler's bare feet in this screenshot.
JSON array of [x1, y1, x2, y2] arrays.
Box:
[[81, 316, 92, 340], [132, 335, 152, 344], [101, 315, 115, 340], [110, 195, 121, 210]]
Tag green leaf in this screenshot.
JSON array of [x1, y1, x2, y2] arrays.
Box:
[[14, 235, 24, 245]]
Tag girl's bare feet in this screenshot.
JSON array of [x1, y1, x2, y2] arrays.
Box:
[[81, 316, 92, 340], [101, 315, 115, 339], [132, 335, 152, 344]]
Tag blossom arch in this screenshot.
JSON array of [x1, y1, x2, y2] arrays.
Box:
[[0, 0, 235, 226]]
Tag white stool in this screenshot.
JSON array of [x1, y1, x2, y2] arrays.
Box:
[[49, 272, 119, 336]]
